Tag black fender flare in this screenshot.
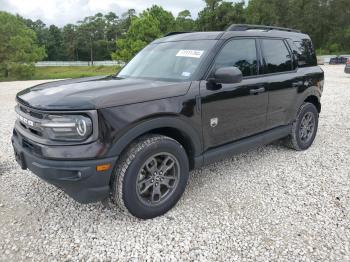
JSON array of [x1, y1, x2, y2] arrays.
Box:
[[292, 86, 321, 119], [106, 117, 203, 159]]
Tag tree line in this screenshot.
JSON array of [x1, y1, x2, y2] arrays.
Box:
[[1, 0, 349, 78]]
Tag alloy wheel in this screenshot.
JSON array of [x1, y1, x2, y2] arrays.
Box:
[[136, 152, 180, 206], [299, 112, 315, 143]]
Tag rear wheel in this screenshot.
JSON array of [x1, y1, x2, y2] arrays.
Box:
[[111, 135, 189, 219], [285, 102, 319, 151]]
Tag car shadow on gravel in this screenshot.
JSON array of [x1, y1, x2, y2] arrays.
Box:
[[7, 140, 290, 224]]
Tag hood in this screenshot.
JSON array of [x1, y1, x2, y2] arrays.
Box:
[[16, 75, 191, 110]]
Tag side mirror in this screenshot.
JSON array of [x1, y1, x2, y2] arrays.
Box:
[[213, 66, 243, 84]]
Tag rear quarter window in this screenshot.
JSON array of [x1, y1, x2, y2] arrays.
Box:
[[291, 39, 317, 67]]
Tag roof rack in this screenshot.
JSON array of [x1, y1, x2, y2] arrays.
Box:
[[226, 24, 301, 33], [164, 31, 192, 37]]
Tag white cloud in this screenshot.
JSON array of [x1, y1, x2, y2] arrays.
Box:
[[0, 0, 240, 26]]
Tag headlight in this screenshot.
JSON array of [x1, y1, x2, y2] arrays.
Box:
[[41, 114, 93, 141]]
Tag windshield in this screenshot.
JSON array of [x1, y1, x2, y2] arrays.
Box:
[[118, 40, 217, 82]]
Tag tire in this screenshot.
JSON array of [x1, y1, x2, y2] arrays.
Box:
[[285, 102, 319, 151], [111, 134, 189, 219]]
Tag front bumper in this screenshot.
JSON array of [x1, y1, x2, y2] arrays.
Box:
[[11, 130, 118, 203]]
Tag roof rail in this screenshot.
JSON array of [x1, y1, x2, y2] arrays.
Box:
[[226, 24, 301, 33], [164, 31, 192, 37]]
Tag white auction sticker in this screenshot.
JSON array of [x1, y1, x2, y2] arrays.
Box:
[[176, 49, 204, 58]]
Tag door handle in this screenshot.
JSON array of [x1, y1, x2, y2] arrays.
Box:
[[292, 81, 304, 88], [250, 87, 265, 95]]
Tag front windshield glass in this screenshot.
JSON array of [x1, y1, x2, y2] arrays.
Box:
[[118, 40, 217, 82]]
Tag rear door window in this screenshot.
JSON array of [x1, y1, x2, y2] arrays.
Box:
[[261, 39, 293, 74]]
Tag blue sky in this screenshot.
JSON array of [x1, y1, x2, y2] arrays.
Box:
[[0, 0, 242, 26]]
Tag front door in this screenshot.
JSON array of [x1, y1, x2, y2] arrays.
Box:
[[200, 38, 268, 150]]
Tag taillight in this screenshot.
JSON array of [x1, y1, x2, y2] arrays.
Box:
[[347, 59, 350, 65]]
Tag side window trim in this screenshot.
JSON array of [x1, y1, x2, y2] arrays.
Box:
[[284, 39, 297, 70], [256, 38, 264, 75], [205, 37, 260, 80], [259, 37, 296, 76], [285, 38, 299, 70], [257, 38, 267, 74]]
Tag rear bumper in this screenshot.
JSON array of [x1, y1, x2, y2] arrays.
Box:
[[345, 66, 350, 74], [11, 131, 118, 203]]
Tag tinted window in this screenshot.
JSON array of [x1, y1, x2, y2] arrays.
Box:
[[293, 39, 317, 67], [261, 39, 292, 73], [214, 39, 258, 77]]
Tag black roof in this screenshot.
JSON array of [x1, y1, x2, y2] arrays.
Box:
[[155, 24, 310, 43], [153, 32, 224, 43], [227, 24, 301, 33]]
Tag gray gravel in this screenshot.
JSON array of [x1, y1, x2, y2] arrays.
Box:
[[0, 66, 349, 261]]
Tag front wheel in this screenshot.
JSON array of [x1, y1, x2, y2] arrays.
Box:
[[111, 135, 189, 219], [285, 102, 319, 151]]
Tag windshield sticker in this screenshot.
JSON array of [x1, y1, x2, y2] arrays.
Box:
[[181, 72, 191, 77], [176, 50, 204, 58]]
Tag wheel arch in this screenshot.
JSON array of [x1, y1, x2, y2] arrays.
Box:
[[291, 87, 321, 121], [107, 117, 202, 170], [304, 95, 321, 113]]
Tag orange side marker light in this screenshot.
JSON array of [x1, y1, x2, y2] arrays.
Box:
[[96, 163, 112, 172]]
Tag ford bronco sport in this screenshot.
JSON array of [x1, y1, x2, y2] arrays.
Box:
[[12, 24, 324, 219]]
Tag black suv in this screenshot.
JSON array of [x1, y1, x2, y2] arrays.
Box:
[[12, 24, 324, 219]]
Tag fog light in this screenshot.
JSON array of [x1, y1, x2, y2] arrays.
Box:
[[96, 164, 112, 172]]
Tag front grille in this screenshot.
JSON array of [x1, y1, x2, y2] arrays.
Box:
[[19, 105, 44, 119], [16, 103, 46, 139]]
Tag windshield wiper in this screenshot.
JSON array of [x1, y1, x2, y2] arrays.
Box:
[[109, 74, 125, 80]]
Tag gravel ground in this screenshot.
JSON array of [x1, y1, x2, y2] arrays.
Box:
[[0, 66, 349, 261]]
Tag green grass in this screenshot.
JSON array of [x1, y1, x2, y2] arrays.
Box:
[[33, 65, 121, 80], [0, 65, 121, 81]]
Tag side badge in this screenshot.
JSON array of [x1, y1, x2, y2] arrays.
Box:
[[210, 117, 218, 128]]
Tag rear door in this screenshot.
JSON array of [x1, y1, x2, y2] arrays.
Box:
[[259, 38, 301, 129]]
